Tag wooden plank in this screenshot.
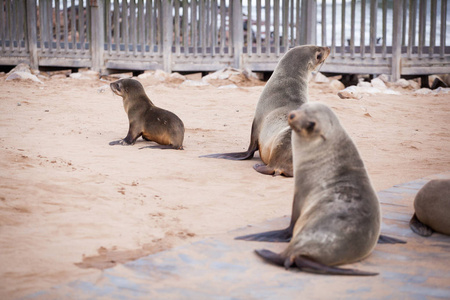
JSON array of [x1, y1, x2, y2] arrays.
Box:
[[274, 0, 279, 56], [321, 0, 326, 46], [162, 0, 172, 72], [55, 0, 61, 52], [407, 0, 417, 59], [290, 0, 294, 46], [63, 0, 68, 50], [201, 0, 206, 56], [174, 0, 180, 57], [247, 0, 252, 56], [182, 0, 188, 56], [71, 0, 76, 50], [114, 0, 120, 54], [232, 0, 243, 67], [440, 0, 447, 58], [360, 0, 366, 58], [392, 0, 403, 81], [282, 0, 288, 49], [265, 0, 270, 55], [418, 0, 426, 58], [382, 0, 387, 58], [191, 0, 197, 57], [90, 0, 104, 72], [341, 0, 345, 57], [331, 0, 336, 56], [256, 0, 261, 56], [79, 0, 84, 52], [295, 0, 300, 46], [26, 0, 38, 68], [220, 0, 225, 56], [106, 0, 111, 54], [429, 0, 437, 57], [350, 0, 355, 58], [0, 0, 4, 54], [211, 0, 217, 57], [130, 0, 137, 56], [370, 0, 377, 58]]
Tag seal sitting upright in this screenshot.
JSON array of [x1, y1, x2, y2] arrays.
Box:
[[253, 102, 381, 275], [201, 45, 330, 177], [109, 78, 184, 149], [409, 179, 450, 236]]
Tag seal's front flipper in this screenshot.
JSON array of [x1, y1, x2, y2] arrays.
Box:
[[253, 163, 276, 175], [377, 234, 407, 244], [109, 139, 132, 146], [235, 227, 292, 242], [409, 213, 433, 237], [293, 256, 378, 276], [200, 150, 255, 160]]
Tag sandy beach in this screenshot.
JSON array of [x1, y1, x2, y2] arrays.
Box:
[[0, 71, 449, 298]]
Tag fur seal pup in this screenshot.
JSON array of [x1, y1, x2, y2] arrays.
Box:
[[252, 102, 380, 275], [410, 179, 450, 236], [201, 45, 330, 177], [109, 78, 184, 149]]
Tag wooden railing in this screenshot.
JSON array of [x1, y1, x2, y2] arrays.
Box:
[[0, 0, 448, 81]]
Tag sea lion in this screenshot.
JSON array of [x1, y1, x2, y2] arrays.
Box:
[[251, 102, 381, 275], [201, 45, 330, 177], [409, 179, 450, 236], [109, 78, 184, 149]]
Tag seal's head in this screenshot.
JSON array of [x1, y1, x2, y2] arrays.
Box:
[[110, 78, 145, 98], [279, 45, 330, 76], [288, 102, 338, 141]]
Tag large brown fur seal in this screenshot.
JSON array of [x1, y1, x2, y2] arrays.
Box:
[[250, 102, 381, 275], [410, 179, 450, 236], [201, 45, 330, 177], [109, 78, 184, 149]]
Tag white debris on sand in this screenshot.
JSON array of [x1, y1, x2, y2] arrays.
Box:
[[5, 63, 42, 84]]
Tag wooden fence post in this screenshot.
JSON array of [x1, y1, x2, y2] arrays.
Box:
[[162, 0, 173, 73], [306, 0, 316, 45], [90, 0, 104, 72], [26, 0, 38, 69], [392, 0, 403, 81], [232, 0, 243, 68]]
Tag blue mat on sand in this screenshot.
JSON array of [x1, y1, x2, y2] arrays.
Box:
[[29, 173, 450, 299]]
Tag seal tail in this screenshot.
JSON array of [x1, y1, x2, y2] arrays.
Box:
[[199, 150, 255, 160], [255, 249, 378, 276], [235, 228, 292, 242], [199, 138, 258, 160]]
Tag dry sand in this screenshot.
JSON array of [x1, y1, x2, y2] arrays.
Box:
[[0, 73, 449, 298]]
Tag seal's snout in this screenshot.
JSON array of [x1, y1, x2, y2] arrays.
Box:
[[288, 110, 302, 127]]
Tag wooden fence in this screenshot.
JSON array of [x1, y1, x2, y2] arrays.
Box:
[[0, 0, 449, 81]]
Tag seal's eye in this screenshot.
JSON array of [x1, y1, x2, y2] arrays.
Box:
[[306, 121, 315, 132], [317, 53, 323, 61]]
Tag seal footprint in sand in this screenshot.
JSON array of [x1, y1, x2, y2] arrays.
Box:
[[201, 45, 330, 177], [239, 103, 399, 275], [109, 78, 185, 149]]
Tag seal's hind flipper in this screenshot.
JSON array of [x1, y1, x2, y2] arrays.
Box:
[[293, 256, 378, 276], [409, 213, 433, 237], [235, 228, 292, 242], [200, 150, 255, 160], [377, 234, 407, 244], [255, 249, 291, 268], [255, 250, 378, 276]]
